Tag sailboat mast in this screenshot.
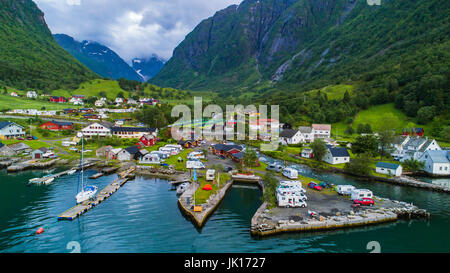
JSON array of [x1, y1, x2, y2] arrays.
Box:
[[81, 134, 84, 189]]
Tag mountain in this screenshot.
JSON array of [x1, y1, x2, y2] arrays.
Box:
[[54, 34, 143, 82], [0, 0, 97, 91], [131, 55, 166, 81], [152, 0, 449, 95]]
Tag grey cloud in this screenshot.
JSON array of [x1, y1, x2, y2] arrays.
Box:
[[35, 0, 241, 62]]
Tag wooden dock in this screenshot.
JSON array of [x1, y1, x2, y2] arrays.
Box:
[[58, 167, 136, 221], [28, 162, 97, 185]]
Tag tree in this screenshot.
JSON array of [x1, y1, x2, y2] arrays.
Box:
[[417, 106, 435, 124], [310, 138, 327, 161], [402, 159, 425, 173], [98, 91, 107, 98], [351, 135, 378, 156], [261, 173, 278, 208], [442, 126, 450, 141], [345, 125, 355, 135], [378, 130, 395, 159], [243, 148, 257, 171], [357, 123, 365, 134], [344, 153, 371, 176], [364, 124, 372, 134]]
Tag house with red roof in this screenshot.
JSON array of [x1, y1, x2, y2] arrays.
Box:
[[312, 124, 331, 139], [40, 120, 73, 131]]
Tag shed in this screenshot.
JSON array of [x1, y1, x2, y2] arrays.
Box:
[[96, 146, 113, 158], [375, 162, 402, 176]]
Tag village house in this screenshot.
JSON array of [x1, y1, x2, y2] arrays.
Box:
[[298, 126, 314, 143], [10, 92, 19, 97], [118, 146, 143, 161], [95, 99, 106, 107], [96, 146, 113, 158], [0, 121, 25, 140], [312, 124, 331, 139], [376, 162, 403, 177], [69, 97, 84, 105], [178, 139, 198, 148], [63, 108, 78, 115], [0, 144, 15, 156], [391, 136, 411, 159], [323, 145, 350, 165], [26, 91, 38, 99], [279, 129, 304, 145], [210, 143, 243, 157], [127, 98, 138, 105], [137, 134, 156, 147], [9, 142, 32, 154], [400, 137, 441, 162], [419, 150, 450, 176], [81, 122, 114, 138], [111, 127, 158, 139], [139, 153, 160, 164], [83, 113, 100, 120], [114, 97, 125, 105], [301, 148, 314, 159], [40, 120, 74, 131], [106, 148, 122, 160], [50, 96, 66, 103], [32, 147, 50, 159]]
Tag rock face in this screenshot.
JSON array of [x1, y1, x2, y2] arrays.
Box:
[[152, 0, 449, 93], [54, 34, 143, 81]]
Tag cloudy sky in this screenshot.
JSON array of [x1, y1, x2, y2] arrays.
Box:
[[34, 0, 241, 62]]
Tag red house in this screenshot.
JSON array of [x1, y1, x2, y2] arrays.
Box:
[[402, 128, 424, 137], [40, 120, 73, 131], [137, 134, 156, 148], [50, 96, 66, 103]]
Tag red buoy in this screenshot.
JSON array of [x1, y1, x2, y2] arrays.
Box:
[[36, 227, 44, 234]]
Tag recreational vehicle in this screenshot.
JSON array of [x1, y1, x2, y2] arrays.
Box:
[[206, 169, 216, 181], [186, 160, 205, 169], [337, 185, 356, 195], [350, 189, 373, 200], [277, 194, 307, 208], [282, 167, 298, 179]]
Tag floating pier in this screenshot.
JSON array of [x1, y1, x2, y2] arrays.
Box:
[[57, 167, 136, 221], [28, 162, 97, 185], [89, 172, 104, 179]]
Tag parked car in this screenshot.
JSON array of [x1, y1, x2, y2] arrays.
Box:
[[353, 198, 374, 206], [308, 182, 322, 191], [266, 163, 283, 172], [26, 136, 34, 140], [224, 166, 233, 172], [16, 137, 25, 140]]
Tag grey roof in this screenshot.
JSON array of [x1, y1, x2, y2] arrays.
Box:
[[393, 136, 408, 145], [376, 162, 400, 170], [302, 148, 313, 153], [111, 127, 157, 133], [298, 126, 313, 134], [425, 150, 450, 163], [405, 137, 426, 149], [328, 147, 350, 157], [37, 147, 49, 153], [8, 142, 31, 151], [419, 139, 434, 152], [280, 129, 298, 138]]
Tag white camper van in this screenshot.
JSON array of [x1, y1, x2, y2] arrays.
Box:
[[186, 160, 205, 169], [350, 189, 373, 200], [282, 167, 298, 179], [277, 194, 307, 208], [337, 185, 356, 195], [206, 169, 216, 181]]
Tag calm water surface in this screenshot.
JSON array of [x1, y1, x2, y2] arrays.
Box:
[[0, 162, 449, 253]]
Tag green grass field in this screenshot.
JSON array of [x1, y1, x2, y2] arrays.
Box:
[[332, 103, 432, 140], [0, 94, 78, 111], [306, 84, 354, 100], [52, 79, 130, 100]]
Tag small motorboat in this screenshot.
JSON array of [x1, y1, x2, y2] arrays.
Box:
[[176, 182, 190, 195], [67, 169, 77, 175], [44, 168, 55, 174], [89, 172, 103, 179], [76, 185, 98, 203], [43, 177, 54, 185], [29, 177, 40, 183]]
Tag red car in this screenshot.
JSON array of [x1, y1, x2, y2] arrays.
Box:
[[308, 182, 322, 191], [353, 198, 375, 206]]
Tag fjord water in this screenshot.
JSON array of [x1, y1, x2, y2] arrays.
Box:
[[0, 167, 449, 253]]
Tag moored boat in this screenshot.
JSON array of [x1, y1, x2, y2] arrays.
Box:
[[176, 182, 190, 195]]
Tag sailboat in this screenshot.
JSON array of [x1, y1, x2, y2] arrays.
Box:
[[75, 132, 98, 204]]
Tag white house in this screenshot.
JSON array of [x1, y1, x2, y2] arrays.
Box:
[[298, 126, 314, 143], [95, 100, 105, 107], [279, 129, 304, 145], [312, 124, 331, 139], [323, 145, 350, 165], [10, 92, 19, 97], [419, 150, 450, 176], [114, 98, 124, 105], [400, 137, 441, 162], [301, 148, 313, 158], [69, 97, 84, 105], [391, 136, 410, 159], [0, 121, 25, 140], [81, 122, 113, 138], [375, 162, 402, 176], [26, 91, 38, 99]]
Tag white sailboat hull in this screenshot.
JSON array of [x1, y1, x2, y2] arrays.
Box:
[[76, 186, 98, 203]]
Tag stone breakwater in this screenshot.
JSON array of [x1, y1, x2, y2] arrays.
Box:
[[7, 158, 60, 172], [250, 197, 430, 237]]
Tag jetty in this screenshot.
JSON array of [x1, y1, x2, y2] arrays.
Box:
[[89, 172, 103, 179], [28, 161, 97, 185], [58, 167, 136, 220], [8, 158, 59, 172]]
